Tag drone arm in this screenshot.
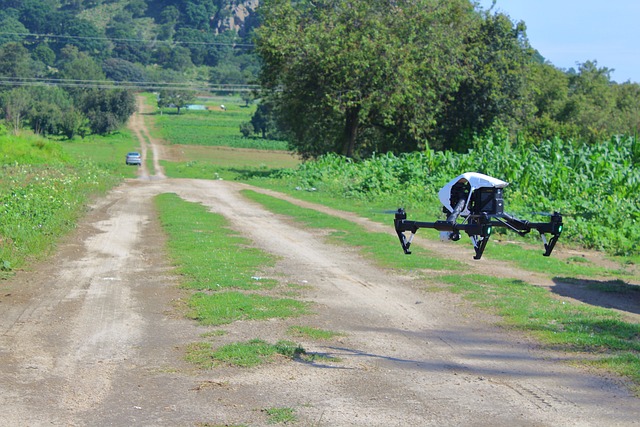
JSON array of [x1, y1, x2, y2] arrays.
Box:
[[394, 208, 493, 257], [394, 217, 445, 254], [499, 212, 564, 256]]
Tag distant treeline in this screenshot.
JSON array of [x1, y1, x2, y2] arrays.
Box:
[[0, 0, 259, 137]]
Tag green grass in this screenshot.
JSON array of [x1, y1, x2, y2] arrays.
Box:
[[439, 274, 640, 388], [264, 407, 297, 424], [153, 100, 287, 150], [186, 339, 305, 368], [155, 193, 278, 291], [480, 241, 631, 277], [241, 190, 464, 271], [0, 133, 122, 273], [60, 130, 141, 179], [187, 291, 309, 326]]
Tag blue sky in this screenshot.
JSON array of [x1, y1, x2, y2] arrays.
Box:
[[477, 1, 640, 83]]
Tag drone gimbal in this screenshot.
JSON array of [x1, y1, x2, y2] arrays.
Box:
[[394, 172, 563, 260]]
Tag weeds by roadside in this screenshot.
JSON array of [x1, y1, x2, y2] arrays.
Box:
[[0, 134, 122, 273]]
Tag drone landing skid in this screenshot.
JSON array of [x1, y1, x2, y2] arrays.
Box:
[[394, 208, 563, 260]]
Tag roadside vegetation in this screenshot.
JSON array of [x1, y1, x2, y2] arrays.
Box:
[[0, 131, 127, 276]]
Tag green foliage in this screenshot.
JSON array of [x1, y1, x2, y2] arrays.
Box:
[[266, 134, 640, 255], [255, 1, 640, 156], [0, 133, 120, 271], [256, 0, 481, 157], [439, 12, 534, 150], [186, 339, 305, 368], [81, 88, 137, 134]]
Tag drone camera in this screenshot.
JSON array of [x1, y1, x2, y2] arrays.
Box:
[[469, 187, 504, 215], [447, 181, 471, 215]]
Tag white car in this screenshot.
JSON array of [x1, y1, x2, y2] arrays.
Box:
[[125, 152, 142, 166]]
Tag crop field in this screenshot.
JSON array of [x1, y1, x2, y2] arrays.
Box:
[[262, 134, 640, 257], [153, 97, 288, 151]]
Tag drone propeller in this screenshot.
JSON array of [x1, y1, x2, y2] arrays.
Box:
[[372, 208, 407, 215]]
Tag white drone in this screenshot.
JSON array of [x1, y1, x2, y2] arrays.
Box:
[[394, 172, 563, 259]]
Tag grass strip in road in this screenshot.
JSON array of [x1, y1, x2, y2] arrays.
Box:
[[155, 193, 310, 327], [156, 193, 277, 291], [187, 291, 308, 326], [288, 325, 345, 341], [186, 338, 336, 369], [439, 274, 640, 392], [264, 407, 297, 424], [186, 339, 305, 368], [241, 190, 463, 271]]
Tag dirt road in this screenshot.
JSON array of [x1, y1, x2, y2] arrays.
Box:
[[0, 104, 637, 426]]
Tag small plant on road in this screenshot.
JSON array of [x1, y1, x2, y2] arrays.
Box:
[[264, 407, 297, 424]]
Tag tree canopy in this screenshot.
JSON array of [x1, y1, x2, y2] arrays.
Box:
[[255, 0, 640, 158]]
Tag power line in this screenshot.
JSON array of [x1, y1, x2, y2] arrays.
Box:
[[0, 76, 260, 92], [0, 32, 255, 48]]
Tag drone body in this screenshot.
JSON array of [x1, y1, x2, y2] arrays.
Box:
[[394, 172, 563, 260]]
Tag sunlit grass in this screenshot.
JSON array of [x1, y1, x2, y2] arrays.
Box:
[[187, 291, 309, 326], [155, 193, 277, 291], [186, 339, 305, 368]]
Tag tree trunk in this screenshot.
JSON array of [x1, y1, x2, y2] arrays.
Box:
[[342, 106, 360, 158]]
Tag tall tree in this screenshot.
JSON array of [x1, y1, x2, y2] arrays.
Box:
[[438, 12, 534, 150], [0, 88, 32, 134], [565, 61, 617, 142], [256, 0, 475, 158], [157, 89, 195, 114], [0, 42, 34, 80]]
